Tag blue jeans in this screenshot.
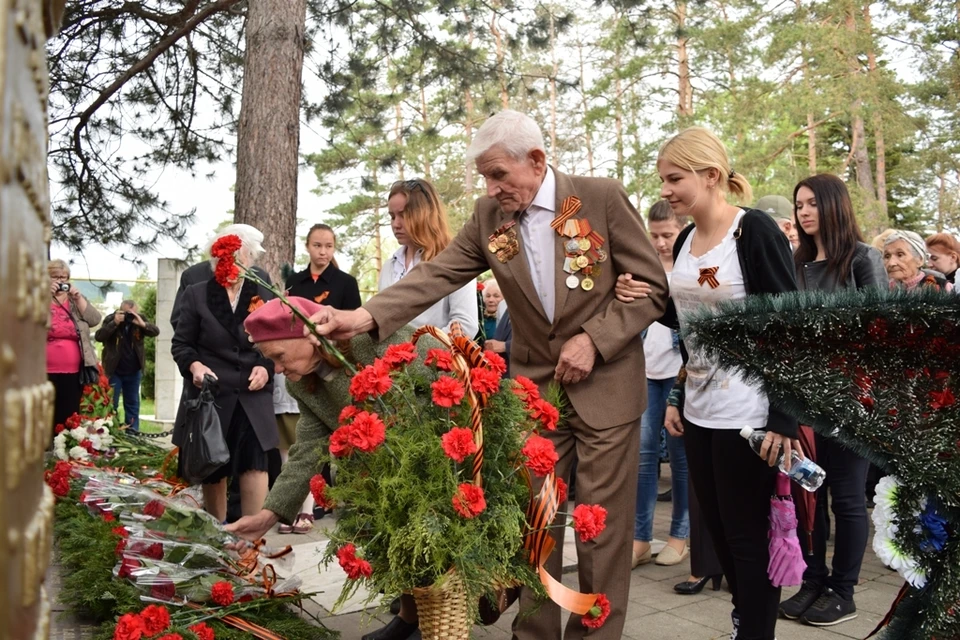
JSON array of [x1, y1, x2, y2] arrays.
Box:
[[110, 371, 142, 432], [635, 376, 689, 541]]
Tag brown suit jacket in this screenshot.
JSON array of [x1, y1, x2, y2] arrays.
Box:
[[365, 169, 668, 428]]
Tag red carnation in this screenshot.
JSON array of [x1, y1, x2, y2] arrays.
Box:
[[348, 360, 393, 402], [339, 405, 359, 424], [210, 580, 235, 606], [383, 342, 418, 369], [582, 593, 611, 628], [528, 397, 560, 431], [572, 504, 608, 542], [156, 635, 183, 640], [150, 574, 176, 601], [55, 424, 65, 434], [139, 604, 171, 635], [452, 483, 486, 519], [477, 282, 485, 291], [432, 376, 465, 408], [46, 473, 70, 497], [143, 500, 166, 519], [556, 477, 568, 504], [113, 612, 146, 640], [310, 474, 335, 510], [337, 543, 373, 580], [347, 411, 387, 453], [441, 427, 477, 463], [102, 513, 116, 523], [470, 367, 501, 395], [128, 542, 164, 560], [329, 425, 355, 458], [112, 526, 129, 538], [483, 350, 507, 375], [512, 376, 540, 401], [80, 439, 96, 454], [425, 348, 453, 371], [521, 434, 559, 476], [930, 388, 956, 411], [211, 235, 243, 287], [188, 623, 215, 640], [115, 538, 127, 556]]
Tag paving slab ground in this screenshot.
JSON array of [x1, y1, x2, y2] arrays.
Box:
[[50, 468, 900, 640]]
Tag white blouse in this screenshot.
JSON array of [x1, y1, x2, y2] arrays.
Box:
[[378, 246, 479, 337]]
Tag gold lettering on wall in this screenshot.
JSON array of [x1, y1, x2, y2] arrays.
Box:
[[20, 485, 54, 607], [16, 242, 47, 324], [5, 388, 24, 489], [10, 102, 50, 222], [4, 383, 54, 490]]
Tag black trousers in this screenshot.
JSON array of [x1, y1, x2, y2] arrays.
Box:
[[684, 419, 780, 640], [803, 433, 870, 599], [688, 478, 723, 578], [49, 372, 81, 437]]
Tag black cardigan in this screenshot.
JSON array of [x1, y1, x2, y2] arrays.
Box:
[[663, 208, 799, 438]]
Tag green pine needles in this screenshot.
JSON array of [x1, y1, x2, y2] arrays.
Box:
[[686, 287, 960, 640]]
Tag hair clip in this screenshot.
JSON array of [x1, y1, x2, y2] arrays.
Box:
[[729, 170, 736, 180]]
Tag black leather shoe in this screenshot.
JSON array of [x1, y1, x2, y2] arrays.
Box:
[[361, 616, 419, 640], [657, 489, 673, 502], [673, 575, 722, 595]]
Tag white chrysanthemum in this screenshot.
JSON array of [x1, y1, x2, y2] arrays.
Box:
[[68, 446, 90, 462], [93, 418, 108, 430], [873, 531, 912, 572], [86, 434, 102, 451], [100, 433, 114, 449], [69, 427, 87, 442], [900, 559, 927, 589], [872, 476, 900, 515]]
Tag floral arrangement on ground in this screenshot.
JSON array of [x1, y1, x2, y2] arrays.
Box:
[[48, 381, 337, 640], [314, 327, 610, 628]]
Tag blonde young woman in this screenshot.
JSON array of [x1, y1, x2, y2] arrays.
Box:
[[616, 128, 801, 640], [365, 177, 477, 640]]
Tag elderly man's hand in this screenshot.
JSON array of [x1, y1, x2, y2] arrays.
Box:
[[305, 307, 377, 344], [554, 333, 597, 385], [484, 339, 506, 354]]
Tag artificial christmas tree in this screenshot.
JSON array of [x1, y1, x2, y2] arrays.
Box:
[[685, 287, 959, 640]]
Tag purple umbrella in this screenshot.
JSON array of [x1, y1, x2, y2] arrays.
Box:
[[768, 472, 806, 587]]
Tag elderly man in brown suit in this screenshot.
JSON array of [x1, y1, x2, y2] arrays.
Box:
[[309, 109, 668, 640]]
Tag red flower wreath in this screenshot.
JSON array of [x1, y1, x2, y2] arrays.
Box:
[[452, 483, 486, 519], [441, 427, 477, 463], [156, 634, 183, 640], [210, 235, 242, 287], [581, 593, 611, 628]]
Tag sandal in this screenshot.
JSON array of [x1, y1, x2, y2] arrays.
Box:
[[291, 513, 314, 534], [278, 522, 295, 534]]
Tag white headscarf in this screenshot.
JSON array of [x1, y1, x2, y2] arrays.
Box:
[[884, 230, 928, 263]]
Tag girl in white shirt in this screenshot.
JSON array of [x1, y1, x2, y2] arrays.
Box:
[[379, 179, 479, 337]]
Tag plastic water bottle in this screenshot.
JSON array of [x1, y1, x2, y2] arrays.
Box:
[[739, 427, 826, 492]]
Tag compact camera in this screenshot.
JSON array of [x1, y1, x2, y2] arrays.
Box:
[[57, 282, 71, 292], [124, 312, 135, 323]]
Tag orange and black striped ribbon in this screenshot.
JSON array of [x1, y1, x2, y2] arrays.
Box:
[[185, 601, 287, 640], [866, 582, 910, 639], [698, 266, 720, 289], [412, 325, 486, 485], [550, 196, 582, 233]]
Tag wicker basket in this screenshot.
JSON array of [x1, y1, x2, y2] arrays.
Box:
[[410, 571, 472, 640]]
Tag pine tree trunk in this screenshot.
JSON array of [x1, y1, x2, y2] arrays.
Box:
[[807, 110, 817, 174], [863, 2, 888, 219], [464, 86, 474, 192], [491, 7, 509, 108], [844, 8, 880, 235], [578, 39, 595, 176], [234, 0, 307, 283], [938, 171, 947, 233], [676, 1, 693, 117], [420, 83, 432, 179], [372, 165, 383, 286], [614, 49, 624, 182]]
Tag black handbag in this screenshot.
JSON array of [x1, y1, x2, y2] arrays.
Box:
[[179, 375, 230, 484]]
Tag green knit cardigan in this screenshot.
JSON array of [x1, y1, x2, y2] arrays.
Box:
[[263, 328, 441, 524]]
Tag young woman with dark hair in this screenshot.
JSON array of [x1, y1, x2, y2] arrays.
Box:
[[793, 174, 886, 293], [779, 173, 886, 627]]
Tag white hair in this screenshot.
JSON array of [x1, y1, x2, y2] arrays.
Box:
[[208, 223, 265, 269], [884, 230, 928, 262], [465, 110, 546, 162]]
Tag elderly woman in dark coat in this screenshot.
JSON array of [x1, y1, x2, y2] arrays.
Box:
[[171, 231, 278, 521]]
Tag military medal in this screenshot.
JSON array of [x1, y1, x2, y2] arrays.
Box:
[[550, 195, 609, 293], [489, 221, 519, 263], [565, 274, 579, 289], [580, 277, 594, 291]]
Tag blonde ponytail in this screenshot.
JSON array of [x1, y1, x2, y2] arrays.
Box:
[[658, 127, 752, 203]]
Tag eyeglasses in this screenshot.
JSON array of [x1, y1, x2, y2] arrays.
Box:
[[51, 275, 69, 281]]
